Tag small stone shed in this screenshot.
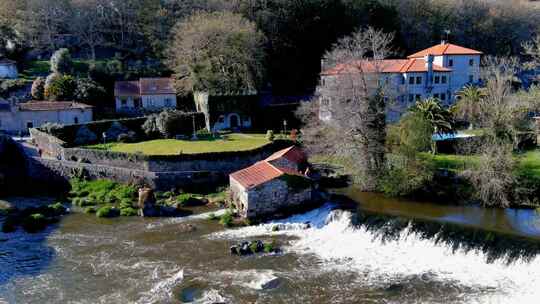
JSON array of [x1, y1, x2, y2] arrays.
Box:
[[229, 146, 312, 219]]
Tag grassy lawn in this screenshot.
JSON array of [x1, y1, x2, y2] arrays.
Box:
[[85, 133, 270, 155], [424, 150, 540, 180], [19, 59, 114, 79]]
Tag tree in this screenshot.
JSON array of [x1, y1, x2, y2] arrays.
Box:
[[411, 98, 455, 154], [74, 79, 106, 104], [50, 48, 73, 74], [453, 85, 487, 128], [31, 77, 45, 100], [44, 74, 76, 101], [299, 27, 394, 191], [70, 0, 106, 60], [167, 11, 267, 95]]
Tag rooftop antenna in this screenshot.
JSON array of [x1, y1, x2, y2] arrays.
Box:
[[442, 30, 451, 44]]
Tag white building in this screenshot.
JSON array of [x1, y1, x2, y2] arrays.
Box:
[[114, 78, 177, 113], [0, 101, 93, 134], [0, 59, 18, 79], [319, 42, 483, 121]]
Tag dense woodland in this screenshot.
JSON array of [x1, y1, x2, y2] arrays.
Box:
[[1, 0, 540, 95]]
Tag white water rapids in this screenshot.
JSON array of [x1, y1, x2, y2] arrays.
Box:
[[209, 203, 540, 304]]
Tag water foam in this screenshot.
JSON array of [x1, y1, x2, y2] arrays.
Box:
[[208, 204, 540, 303]]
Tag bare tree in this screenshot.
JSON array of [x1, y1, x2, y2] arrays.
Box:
[[70, 0, 106, 60], [301, 27, 394, 191]]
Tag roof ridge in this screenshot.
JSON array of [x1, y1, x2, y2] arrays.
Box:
[[264, 160, 286, 175], [400, 58, 416, 73]]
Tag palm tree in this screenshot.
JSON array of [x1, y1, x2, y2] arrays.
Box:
[[411, 97, 455, 154], [454, 85, 487, 129]]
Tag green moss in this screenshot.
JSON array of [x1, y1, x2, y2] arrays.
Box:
[[96, 205, 120, 218], [263, 241, 276, 253], [219, 211, 233, 227], [120, 207, 138, 217], [83, 207, 96, 214], [47, 203, 67, 216]]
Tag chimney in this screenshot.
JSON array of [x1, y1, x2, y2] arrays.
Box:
[[425, 54, 434, 86]]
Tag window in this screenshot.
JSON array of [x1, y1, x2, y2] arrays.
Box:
[[165, 98, 172, 107], [448, 59, 454, 67], [441, 93, 446, 101], [415, 94, 421, 101], [409, 76, 415, 85], [218, 116, 225, 123], [408, 94, 414, 102], [469, 59, 474, 66], [121, 99, 127, 106], [434, 93, 439, 99], [0, 119, 2, 127], [416, 76, 422, 85], [74, 117, 79, 124], [26, 122, 33, 129], [469, 75, 474, 83], [434, 76, 440, 84], [441, 76, 447, 84], [401, 76, 406, 85]]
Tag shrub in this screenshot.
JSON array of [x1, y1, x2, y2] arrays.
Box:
[[74, 78, 106, 104], [22, 213, 48, 233], [120, 207, 138, 217], [117, 131, 137, 143], [263, 241, 276, 253], [96, 205, 120, 218], [50, 48, 72, 74], [31, 77, 45, 100], [219, 210, 233, 227], [266, 130, 275, 141], [195, 128, 212, 139], [44, 74, 76, 101], [142, 114, 161, 138], [379, 154, 434, 197]]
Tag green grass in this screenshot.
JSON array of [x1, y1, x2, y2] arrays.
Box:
[[85, 133, 270, 155], [20, 59, 114, 79], [423, 150, 540, 180]]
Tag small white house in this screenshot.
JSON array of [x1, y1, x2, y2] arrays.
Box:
[[0, 59, 18, 79], [0, 101, 93, 134], [114, 78, 177, 113]]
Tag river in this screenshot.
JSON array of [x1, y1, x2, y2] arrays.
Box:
[[1, 192, 540, 303]]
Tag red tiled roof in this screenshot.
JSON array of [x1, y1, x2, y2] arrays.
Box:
[[230, 161, 284, 189], [19, 101, 92, 112], [408, 43, 483, 58], [266, 146, 307, 164], [139, 78, 175, 95], [114, 81, 140, 96], [321, 58, 450, 76]]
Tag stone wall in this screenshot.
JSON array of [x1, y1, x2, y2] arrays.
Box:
[[29, 128, 66, 159], [238, 178, 312, 219], [62, 148, 150, 171]]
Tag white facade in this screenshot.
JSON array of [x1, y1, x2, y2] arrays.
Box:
[[0, 60, 17, 79], [319, 42, 483, 122], [0, 102, 93, 134]]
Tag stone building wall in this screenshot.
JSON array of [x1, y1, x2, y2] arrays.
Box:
[[239, 178, 312, 219]]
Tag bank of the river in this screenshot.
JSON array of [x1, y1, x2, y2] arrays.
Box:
[[2, 191, 540, 303]]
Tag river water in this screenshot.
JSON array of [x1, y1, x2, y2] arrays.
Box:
[[1, 193, 540, 303]]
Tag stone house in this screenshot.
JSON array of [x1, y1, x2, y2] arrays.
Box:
[[0, 101, 93, 134], [0, 59, 18, 79], [229, 146, 312, 219], [319, 41, 483, 121], [194, 91, 255, 132], [114, 78, 177, 114]]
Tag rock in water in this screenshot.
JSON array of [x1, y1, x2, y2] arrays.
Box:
[[138, 187, 159, 217], [230, 245, 239, 255]]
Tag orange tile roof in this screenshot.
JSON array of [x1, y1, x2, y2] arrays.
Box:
[[114, 78, 176, 96], [266, 146, 306, 164], [19, 101, 92, 111], [230, 161, 284, 189], [321, 58, 450, 76], [139, 78, 175, 95], [408, 43, 483, 58]]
